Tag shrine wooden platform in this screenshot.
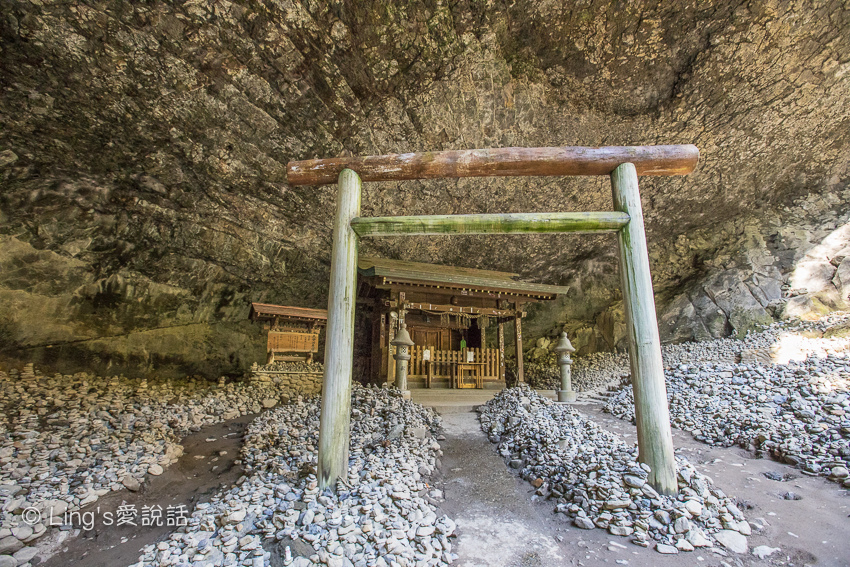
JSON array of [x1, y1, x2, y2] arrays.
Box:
[[411, 388, 558, 413]]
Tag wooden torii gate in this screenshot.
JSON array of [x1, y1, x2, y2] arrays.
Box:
[[286, 145, 699, 495]]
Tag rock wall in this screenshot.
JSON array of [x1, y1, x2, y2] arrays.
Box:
[[1, 0, 849, 374], [527, 187, 850, 359]]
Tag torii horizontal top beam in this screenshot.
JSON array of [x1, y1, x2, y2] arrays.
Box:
[[286, 145, 699, 185]]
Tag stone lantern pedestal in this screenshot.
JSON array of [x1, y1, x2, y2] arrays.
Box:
[[554, 331, 577, 403], [392, 322, 414, 400]]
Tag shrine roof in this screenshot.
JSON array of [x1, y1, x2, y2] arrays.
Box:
[[357, 256, 569, 299], [249, 303, 328, 323]]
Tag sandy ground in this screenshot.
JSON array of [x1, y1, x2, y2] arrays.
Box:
[[38, 414, 256, 567], [434, 408, 850, 567]]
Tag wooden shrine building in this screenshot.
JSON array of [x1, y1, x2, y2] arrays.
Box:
[[356, 257, 568, 389], [249, 303, 328, 363]]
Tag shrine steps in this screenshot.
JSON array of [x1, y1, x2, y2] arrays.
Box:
[[410, 387, 557, 414]]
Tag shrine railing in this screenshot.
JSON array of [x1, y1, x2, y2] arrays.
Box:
[[407, 347, 501, 381]]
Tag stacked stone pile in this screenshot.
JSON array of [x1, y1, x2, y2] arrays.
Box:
[[254, 361, 325, 374], [131, 386, 457, 567], [251, 361, 324, 396], [0, 364, 294, 559], [533, 314, 850, 391], [604, 354, 850, 485], [479, 386, 752, 555]]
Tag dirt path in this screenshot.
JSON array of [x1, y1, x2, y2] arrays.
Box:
[[39, 414, 257, 567], [436, 411, 571, 567], [436, 407, 850, 567]]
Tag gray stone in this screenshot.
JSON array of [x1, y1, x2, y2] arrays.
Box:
[[623, 475, 644, 488], [686, 529, 711, 548], [9, 526, 31, 542], [0, 538, 22, 556], [122, 475, 141, 492], [387, 425, 405, 440], [830, 466, 849, 479], [573, 517, 594, 530], [714, 530, 748, 554], [608, 525, 633, 537], [752, 545, 780, 559], [12, 546, 38, 564]]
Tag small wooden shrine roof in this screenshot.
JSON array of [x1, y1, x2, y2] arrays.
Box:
[[249, 303, 328, 324], [358, 257, 569, 299]]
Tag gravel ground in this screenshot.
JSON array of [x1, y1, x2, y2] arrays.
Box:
[[600, 317, 850, 485], [0, 364, 299, 564], [535, 313, 850, 392], [479, 386, 753, 555]]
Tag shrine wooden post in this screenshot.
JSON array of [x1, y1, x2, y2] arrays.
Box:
[[498, 322, 506, 381], [291, 145, 698, 494], [514, 310, 524, 384], [611, 163, 677, 494], [317, 168, 361, 490]]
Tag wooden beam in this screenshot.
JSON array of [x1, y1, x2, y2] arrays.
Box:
[[350, 212, 629, 237], [514, 311, 524, 384], [287, 145, 699, 185], [378, 310, 387, 385], [404, 302, 515, 317], [498, 322, 506, 382], [317, 169, 361, 491], [611, 162, 677, 496], [372, 281, 559, 301]]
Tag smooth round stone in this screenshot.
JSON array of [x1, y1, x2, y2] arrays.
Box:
[[830, 466, 849, 479], [623, 475, 645, 488]]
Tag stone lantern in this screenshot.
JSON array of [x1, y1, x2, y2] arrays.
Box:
[[553, 331, 577, 402], [391, 322, 415, 398]]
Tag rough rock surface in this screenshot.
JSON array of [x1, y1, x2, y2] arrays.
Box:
[[1, 1, 850, 374]]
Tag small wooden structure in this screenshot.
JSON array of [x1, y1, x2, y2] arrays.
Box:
[[249, 303, 327, 363], [357, 256, 567, 389], [287, 145, 699, 494]]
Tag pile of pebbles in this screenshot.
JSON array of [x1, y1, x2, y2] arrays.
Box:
[[131, 386, 457, 567], [603, 354, 850, 485], [254, 361, 326, 374], [0, 364, 294, 559], [533, 313, 850, 391], [480, 386, 752, 555], [250, 361, 324, 396]]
